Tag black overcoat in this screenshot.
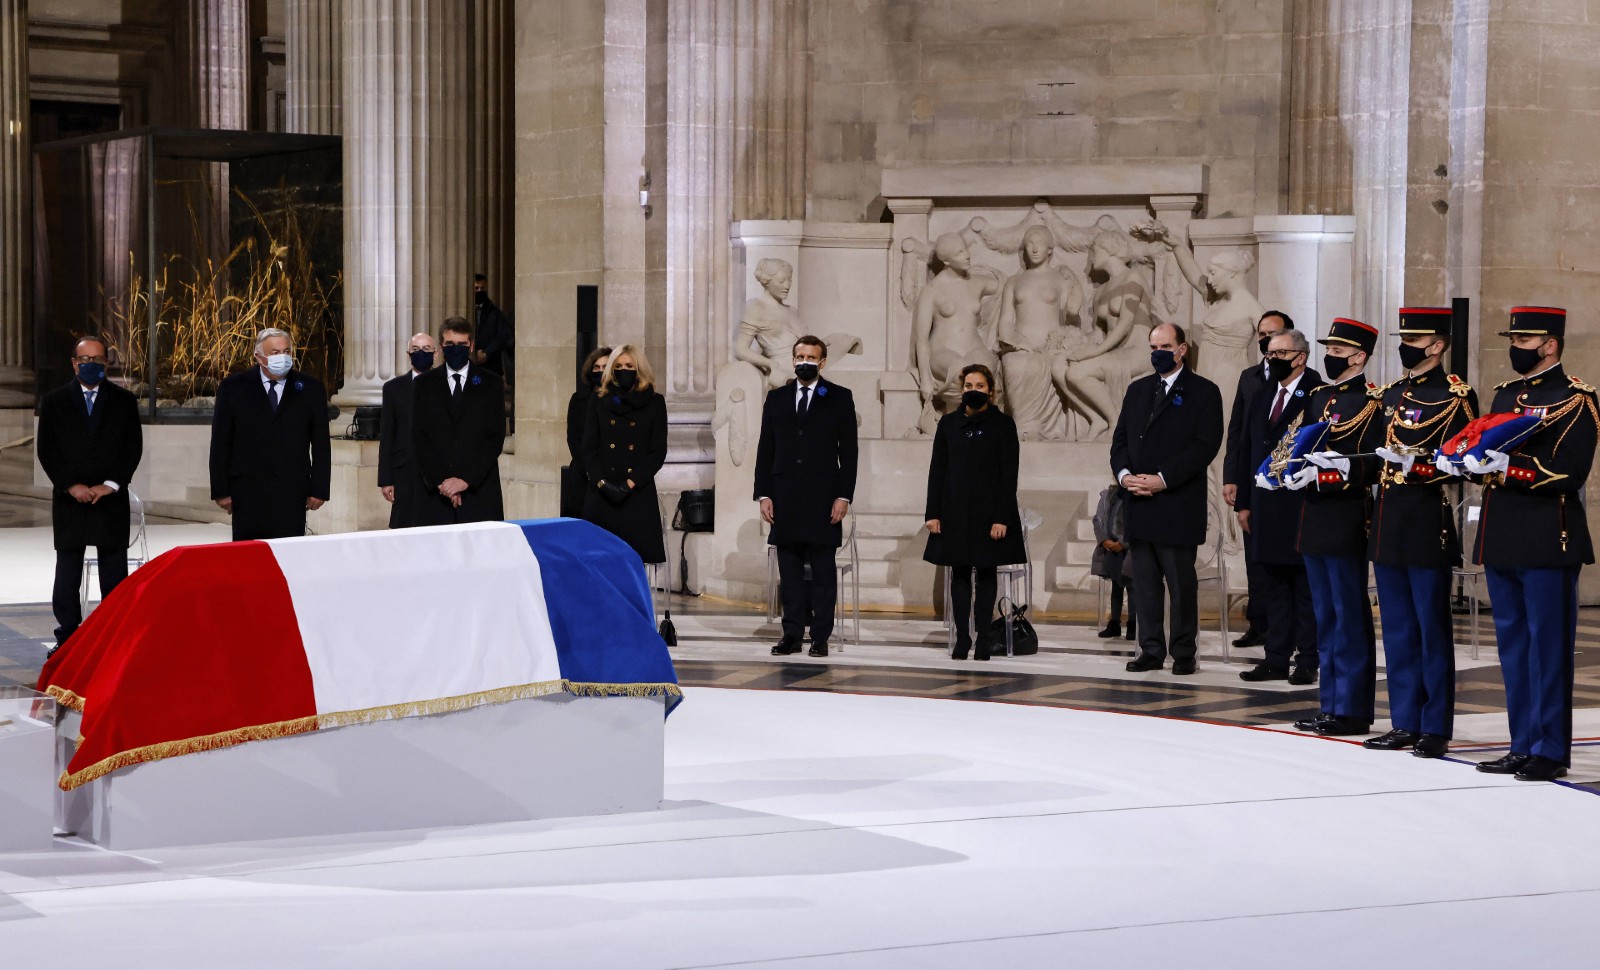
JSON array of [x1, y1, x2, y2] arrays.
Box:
[[561, 388, 597, 518], [209, 367, 331, 541], [581, 387, 668, 564], [377, 371, 424, 529], [922, 406, 1025, 567], [1235, 370, 1325, 565], [1108, 367, 1224, 548], [1224, 361, 1272, 487], [35, 379, 143, 550], [753, 378, 859, 548], [412, 364, 506, 525]]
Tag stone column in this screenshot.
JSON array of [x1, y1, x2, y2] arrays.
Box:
[[469, 0, 514, 316], [0, 0, 31, 407], [284, 0, 343, 135], [338, 0, 471, 406], [179, 0, 251, 129]]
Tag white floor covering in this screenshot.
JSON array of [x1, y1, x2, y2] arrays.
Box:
[[3, 687, 1597, 967]]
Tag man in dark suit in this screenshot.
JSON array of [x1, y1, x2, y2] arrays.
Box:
[[209, 328, 331, 540], [1235, 328, 1325, 682], [754, 335, 859, 658], [1223, 310, 1293, 648], [1109, 322, 1224, 675], [473, 273, 514, 380], [412, 316, 506, 525], [378, 331, 437, 528], [35, 335, 143, 649]]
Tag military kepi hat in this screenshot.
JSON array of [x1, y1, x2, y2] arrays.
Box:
[[1397, 306, 1453, 336], [1318, 317, 1378, 355], [1499, 306, 1566, 337]]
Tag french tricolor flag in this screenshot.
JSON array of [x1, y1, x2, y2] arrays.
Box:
[[41, 520, 680, 790]]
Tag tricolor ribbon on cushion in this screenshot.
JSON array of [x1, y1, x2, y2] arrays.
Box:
[[1433, 412, 1543, 471], [1255, 419, 1330, 489], [38, 519, 680, 791]]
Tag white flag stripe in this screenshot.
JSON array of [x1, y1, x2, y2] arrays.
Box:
[[266, 522, 562, 715]]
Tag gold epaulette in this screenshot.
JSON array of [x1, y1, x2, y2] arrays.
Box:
[[1570, 374, 1597, 394], [1368, 379, 1397, 400], [1495, 378, 1515, 390], [1446, 374, 1473, 398]]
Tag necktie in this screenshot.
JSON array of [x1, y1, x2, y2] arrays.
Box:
[[268, 380, 280, 412], [453, 373, 464, 397], [798, 385, 811, 419], [1269, 386, 1287, 424], [84, 389, 96, 414]]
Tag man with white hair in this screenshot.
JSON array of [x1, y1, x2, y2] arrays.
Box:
[[208, 328, 331, 540], [378, 332, 437, 528]]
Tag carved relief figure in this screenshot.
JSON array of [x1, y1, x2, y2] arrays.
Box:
[[1143, 221, 1265, 405], [736, 258, 862, 389], [995, 225, 1084, 441], [1061, 229, 1153, 440], [909, 233, 1004, 435]]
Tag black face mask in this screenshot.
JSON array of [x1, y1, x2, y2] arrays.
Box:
[[793, 362, 820, 382], [961, 390, 990, 411], [409, 349, 435, 373], [442, 344, 472, 370], [474, 290, 488, 306], [1322, 354, 1353, 381], [1397, 343, 1429, 371], [1509, 345, 1544, 375], [1258, 335, 1273, 357], [1150, 349, 1177, 374], [587, 369, 604, 388], [612, 368, 639, 390], [1267, 356, 1297, 383]]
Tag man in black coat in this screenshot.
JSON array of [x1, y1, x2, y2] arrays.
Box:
[[1223, 310, 1293, 647], [209, 328, 331, 540], [473, 273, 514, 380], [412, 316, 506, 525], [754, 335, 859, 658], [1109, 323, 1223, 674], [1234, 328, 1325, 683], [378, 331, 437, 529], [35, 335, 143, 649]]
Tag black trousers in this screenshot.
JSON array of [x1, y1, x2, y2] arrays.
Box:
[[1130, 539, 1198, 663], [776, 543, 837, 644], [1108, 577, 1128, 627], [1244, 554, 1270, 634], [1259, 560, 1317, 672], [53, 545, 128, 645], [949, 565, 998, 650]]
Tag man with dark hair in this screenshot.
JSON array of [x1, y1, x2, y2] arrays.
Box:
[[472, 272, 514, 381], [755, 335, 859, 658], [413, 316, 506, 525], [1223, 309, 1293, 648], [1110, 322, 1224, 675], [36, 335, 143, 652]]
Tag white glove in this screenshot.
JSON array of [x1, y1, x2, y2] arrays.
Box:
[[1254, 472, 1278, 491], [1463, 449, 1510, 476], [1305, 451, 1350, 475], [1374, 446, 1415, 475], [1283, 466, 1319, 491], [1433, 453, 1461, 477]]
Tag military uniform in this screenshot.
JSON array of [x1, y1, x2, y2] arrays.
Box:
[[1295, 318, 1383, 733], [1362, 308, 1477, 754], [1469, 307, 1597, 781]]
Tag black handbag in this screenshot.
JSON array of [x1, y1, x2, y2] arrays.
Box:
[[982, 596, 1038, 657], [672, 489, 715, 532]]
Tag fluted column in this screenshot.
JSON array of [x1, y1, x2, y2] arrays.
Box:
[[179, 0, 250, 130], [0, 0, 32, 407], [285, 0, 343, 135], [469, 0, 513, 315], [338, 0, 471, 405]]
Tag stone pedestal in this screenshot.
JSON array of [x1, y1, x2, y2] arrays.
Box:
[[0, 0, 33, 408]]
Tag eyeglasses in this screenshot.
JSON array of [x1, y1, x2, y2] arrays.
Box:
[[71, 355, 109, 365], [1264, 349, 1303, 360]]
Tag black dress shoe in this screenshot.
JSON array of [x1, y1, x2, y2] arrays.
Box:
[[1476, 753, 1531, 775], [1125, 655, 1164, 672], [1170, 658, 1197, 675], [771, 638, 801, 656], [1287, 666, 1317, 685], [1362, 728, 1421, 750], [1313, 716, 1371, 737], [1232, 628, 1267, 648], [1294, 712, 1333, 732], [1098, 623, 1121, 639], [1514, 756, 1569, 782], [808, 641, 829, 658], [1239, 663, 1288, 682], [1412, 734, 1450, 758], [951, 637, 971, 661]]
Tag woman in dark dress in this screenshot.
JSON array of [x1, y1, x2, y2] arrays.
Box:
[[561, 346, 611, 517], [924, 364, 1026, 660], [580, 343, 667, 564]]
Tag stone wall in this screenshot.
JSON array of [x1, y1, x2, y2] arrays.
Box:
[[806, 0, 1291, 223]]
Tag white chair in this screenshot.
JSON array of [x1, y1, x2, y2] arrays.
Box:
[[765, 513, 857, 652], [1452, 490, 1485, 660], [944, 510, 1034, 658], [81, 488, 149, 615], [1193, 524, 1233, 661]]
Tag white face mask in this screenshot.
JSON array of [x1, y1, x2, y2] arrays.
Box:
[[263, 353, 293, 377]]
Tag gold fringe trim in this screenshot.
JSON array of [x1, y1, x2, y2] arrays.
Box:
[[45, 685, 87, 713], [57, 680, 683, 792]]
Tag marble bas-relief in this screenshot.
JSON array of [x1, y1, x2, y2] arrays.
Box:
[[907, 233, 1004, 436], [996, 225, 1085, 441], [1137, 219, 1264, 400], [1063, 230, 1155, 439], [735, 258, 862, 389]]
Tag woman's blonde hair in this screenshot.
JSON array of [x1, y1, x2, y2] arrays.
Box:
[[601, 343, 656, 393]]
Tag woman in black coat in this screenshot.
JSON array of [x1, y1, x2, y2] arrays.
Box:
[[581, 343, 668, 564], [924, 364, 1026, 660], [561, 346, 611, 518]]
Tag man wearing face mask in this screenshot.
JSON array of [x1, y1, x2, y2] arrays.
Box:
[[754, 336, 859, 658], [412, 316, 506, 525], [1359, 308, 1476, 758], [1447, 307, 1596, 781], [472, 273, 514, 380], [209, 328, 331, 541], [377, 332, 438, 529], [1109, 323, 1224, 675], [1235, 329, 1325, 683], [1291, 318, 1383, 734], [36, 335, 143, 653], [1224, 310, 1294, 649]]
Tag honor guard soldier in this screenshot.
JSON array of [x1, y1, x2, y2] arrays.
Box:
[[1458, 307, 1596, 781], [1361, 307, 1477, 758], [1291, 318, 1383, 736]]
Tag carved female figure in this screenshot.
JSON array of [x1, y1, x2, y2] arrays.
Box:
[[736, 258, 862, 389], [1060, 229, 1153, 439], [995, 225, 1081, 441], [910, 234, 1003, 434], [1149, 222, 1265, 405]]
